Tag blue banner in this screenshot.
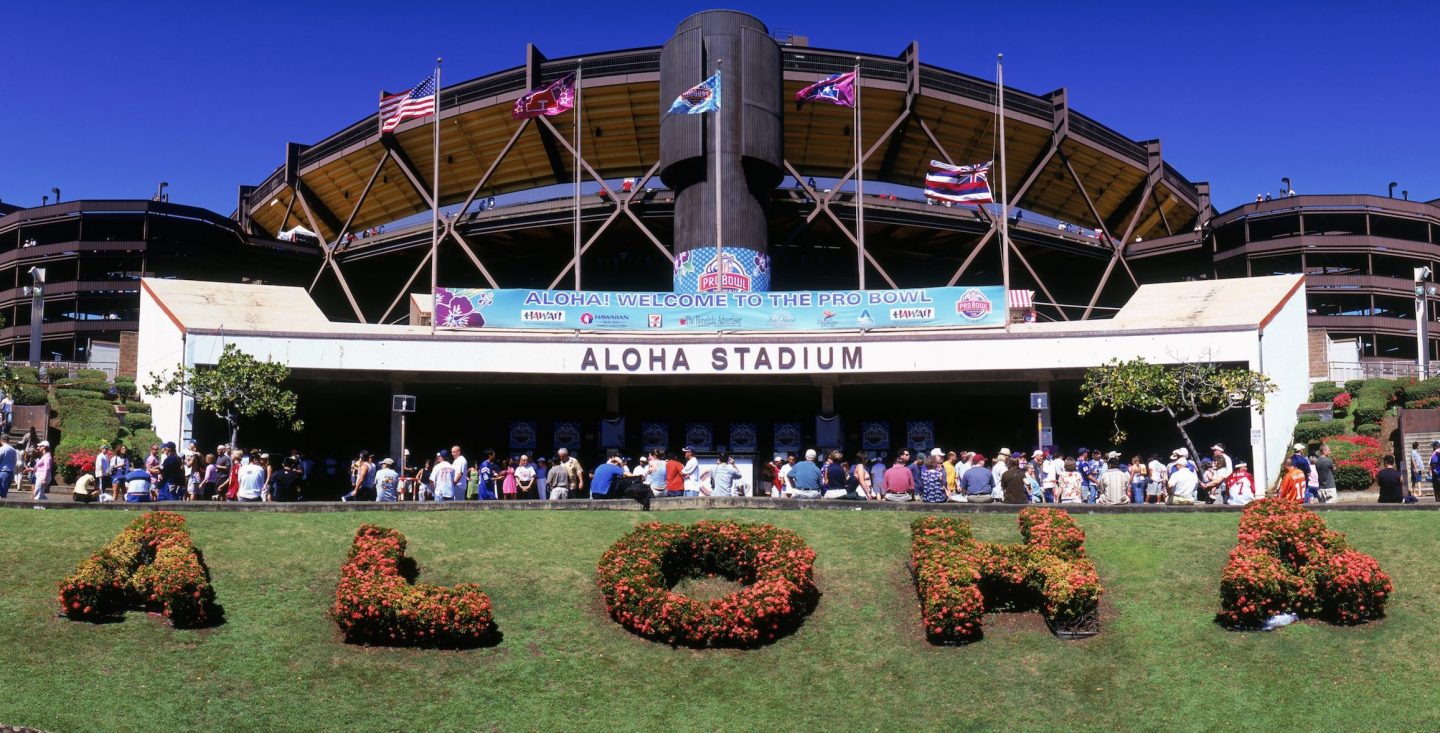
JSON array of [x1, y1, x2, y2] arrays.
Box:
[[509, 421, 536, 451], [729, 423, 758, 454], [640, 422, 669, 452], [434, 285, 1006, 331], [774, 423, 802, 455], [861, 421, 890, 451]]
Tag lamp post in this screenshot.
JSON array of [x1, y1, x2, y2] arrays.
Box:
[[1416, 266, 1434, 377], [25, 266, 45, 367], [51, 187, 60, 204], [1389, 182, 1398, 199], [1281, 177, 1291, 197], [155, 181, 169, 202]]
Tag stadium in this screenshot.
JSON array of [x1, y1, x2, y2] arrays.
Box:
[[116, 9, 1315, 485]]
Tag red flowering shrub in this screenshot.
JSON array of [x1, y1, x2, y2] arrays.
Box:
[[912, 509, 1103, 644], [1326, 434, 1382, 490], [332, 524, 495, 647], [596, 520, 818, 648], [1331, 392, 1352, 409], [1219, 498, 1392, 628], [57, 511, 220, 628]]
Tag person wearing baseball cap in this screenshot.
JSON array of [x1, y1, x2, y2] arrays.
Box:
[[29, 440, 53, 500], [1290, 442, 1312, 481], [374, 458, 400, 502], [681, 447, 701, 496]]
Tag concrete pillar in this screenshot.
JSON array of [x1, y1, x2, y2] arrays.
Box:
[[660, 10, 782, 293]]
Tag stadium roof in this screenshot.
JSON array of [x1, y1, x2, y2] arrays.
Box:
[[243, 44, 1203, 246]]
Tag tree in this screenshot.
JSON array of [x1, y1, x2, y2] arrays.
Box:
[[1077, 357, 1275, 460], [147, 343, 302, 448]]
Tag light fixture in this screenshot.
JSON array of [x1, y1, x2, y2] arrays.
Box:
[[1389, 181, 1398, 198]]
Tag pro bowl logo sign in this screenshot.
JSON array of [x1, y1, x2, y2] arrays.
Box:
[[698, 251, 751, 293], [955, 288, 993, 321]]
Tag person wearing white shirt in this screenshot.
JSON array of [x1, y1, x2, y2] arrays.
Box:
[[430, 452, 458, 501], [681, 446, 701, 496], [1167, 463, 1198, 505], [449, 446, 469, 500], [778, 455, 795, 496], [237, 457, 266, 502], [94, 445, 112, 497]]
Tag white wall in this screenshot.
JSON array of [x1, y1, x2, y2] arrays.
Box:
[[136, 286, 192, 447], [1253, 284, 1311, 488]]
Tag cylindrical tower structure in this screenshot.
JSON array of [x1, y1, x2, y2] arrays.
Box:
[[660, 10, 782, 292]]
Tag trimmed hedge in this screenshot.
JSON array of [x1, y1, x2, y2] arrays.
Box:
[[55, 388, 108, 401], [113, 381, 137, 400], [910, 509, 1102, 644], [1293, 420, 1346, 444], [1344, 379, 1366, 396], [125, 413, 153, 430], [598, 520, 818, 648], [333, 525, 495, 647], [75, 368, 108, 381], [1356, 423, 1382, 438], [57, 512, 222, 628], [11, 366, 39, 383], [53, 378, 109, 394], [1334, 464, 1374, 491], [124, 401, 152, 414], [1219, 500, 1391, 628], [13, 385, 48, 405], [1310, 384, 1344, 403]]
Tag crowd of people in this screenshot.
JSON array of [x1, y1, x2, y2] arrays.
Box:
[[17, 433, 1426, 507], [67, 441, 311, 504]]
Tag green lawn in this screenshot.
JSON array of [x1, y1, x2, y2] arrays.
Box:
[[1, 507, 1437, 732]]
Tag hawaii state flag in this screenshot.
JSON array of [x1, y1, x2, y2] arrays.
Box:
[[666, 72, 721, 115], [924, 160, 994, 205], [795, 71, 856, 109], [512, 73, 576, 120]]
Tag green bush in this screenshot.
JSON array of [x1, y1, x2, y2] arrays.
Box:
[[13, 385, 48, 405], [113, 381, 137, 400], [1356, 423, 1382, 438], [1344, 379, 1366, 396], [120, 428, 162, 452], [123, 401, 151, 414], [1399, 377, 1440, 407], [53, 378, 109, 393], [1293, 420, 1346, 444], [55, 388, 108, 401], [1310, 384, 1344, 402], [125, 414, 153, 430], [1352, 405, 1387, 426], [1331, 406, 1348, 419], [1296, 413, 1321, 423], [1334, 464, 1375, 491], [11, 366, 39, 383], [75, 369, 108, 381]]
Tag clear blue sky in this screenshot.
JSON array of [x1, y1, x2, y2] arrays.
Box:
[[2, 0, 1436, 214]]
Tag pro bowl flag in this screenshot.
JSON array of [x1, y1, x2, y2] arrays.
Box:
[[379, 71, 437, 133], [924, 160, 994, 205], [512, 73, 576, 120], [667, 72, 721, 115], [795, 71, 856, 109]]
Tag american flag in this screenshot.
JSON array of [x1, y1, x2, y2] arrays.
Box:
[[379, 71, 437, 133], [924, 160, 993, 205]]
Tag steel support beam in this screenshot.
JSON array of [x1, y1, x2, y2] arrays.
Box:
[[379, 250, 434, 324], [784, 159, 898, 289], [295, 187, 366, 323], [379, 136, 435, 209]]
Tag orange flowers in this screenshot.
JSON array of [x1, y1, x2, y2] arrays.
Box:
[[911, 509, 1103, 644], [56, 511, 220, 628], [1219, 498, 1393, 628], [596, 520, 817, 648], [331, 524, 495, 647]]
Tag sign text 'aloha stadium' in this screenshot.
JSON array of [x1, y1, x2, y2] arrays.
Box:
[[579, 345, 863, 373]]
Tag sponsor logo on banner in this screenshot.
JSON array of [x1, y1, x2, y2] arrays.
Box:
[[579, 313, 594, 325], [685, 423, 714, 452], [522, 310, 566, 323], [890, 307, 934, 321], [697, 252, 752, 293], [648, 314, 663, 328], [955, 288, 993, 321], [857, 309, 875, 327]]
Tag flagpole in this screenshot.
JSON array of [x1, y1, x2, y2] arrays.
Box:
[[854, 58, 865, 290], [714, 60, 723, 290], [574, 60, 584, 291], [997, 53, 1011, 331], [430, 57, 442, 335]]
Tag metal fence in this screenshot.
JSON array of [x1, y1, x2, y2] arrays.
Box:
[[1327, 361, 1440, 382]]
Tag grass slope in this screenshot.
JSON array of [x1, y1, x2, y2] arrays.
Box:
[[1, 509, 1436, 732]]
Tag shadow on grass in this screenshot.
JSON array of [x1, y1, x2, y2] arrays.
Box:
[[343, 624, 504, 651]]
